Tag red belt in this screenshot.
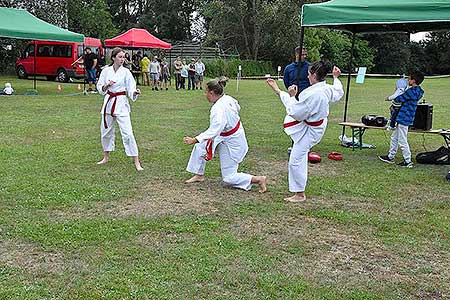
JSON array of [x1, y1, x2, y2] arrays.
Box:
[[205, 120, 241, 161], [103, 91, 126, 128], [283, 119, 324, 128], [220, 120, 241, 136]]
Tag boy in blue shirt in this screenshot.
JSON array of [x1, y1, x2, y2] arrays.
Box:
[[379, 72, 425, 168]]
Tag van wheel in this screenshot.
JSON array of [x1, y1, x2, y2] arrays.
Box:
[[57, 69, 69, 82], [17, 66, 27, 79], [46, 75, 56, 81]]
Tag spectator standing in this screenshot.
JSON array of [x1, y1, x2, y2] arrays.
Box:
[[140, 54, 151, 86], [173, 57, 183, 90], [194, 58, 205, 90], [124, 52, 132, 70], [379, 72, 425, 168], [160, 58, 170, 90], [180, 59, 188, 89], [149, 56, 161, 91], [188, 58, 196, 90], [84, 47, 98, 92], [283, 47, 310, 98], [132, 51, 143, 85]]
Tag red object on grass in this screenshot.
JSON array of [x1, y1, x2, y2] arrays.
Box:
[[328, 152, 343, 161], [308, 152, 322, 163]]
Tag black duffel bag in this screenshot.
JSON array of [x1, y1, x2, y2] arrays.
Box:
[[416, 146, 450, 165], [361, 114, 388, 127]]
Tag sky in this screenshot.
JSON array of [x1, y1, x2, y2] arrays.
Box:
[[410, 32, 429, 42]]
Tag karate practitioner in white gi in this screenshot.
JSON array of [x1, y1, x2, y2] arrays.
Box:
[[267, 62, 344, 202], [183, 77, 267, 192], [96, 47, 143, 171]]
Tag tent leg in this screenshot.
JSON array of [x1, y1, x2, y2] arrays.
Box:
[[341, 32, 356, 139], [82, 44, 86, 93], [33, 40, 36, 90]]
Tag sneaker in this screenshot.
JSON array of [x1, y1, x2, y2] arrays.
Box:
[[397, 160, 413, 168], [378, 155, 395, 164]]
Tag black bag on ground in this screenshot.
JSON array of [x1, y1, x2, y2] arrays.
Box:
[[416, 146, 450, 165], [361, 114, 388, 127]]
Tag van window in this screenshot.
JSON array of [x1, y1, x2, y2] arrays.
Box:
[[77, 46, 101, 58], [24, 44, 35, 57], [37, 45, 72, 57]]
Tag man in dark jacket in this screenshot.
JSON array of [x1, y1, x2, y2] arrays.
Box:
[[283, 46, 310, 98]]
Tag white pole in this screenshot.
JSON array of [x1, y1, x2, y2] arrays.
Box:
[[237, 65, 242, 92]]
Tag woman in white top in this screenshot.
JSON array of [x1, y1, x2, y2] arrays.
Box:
[[96, 47, 143, 171], [267, 62, 343, 202], [183, 77, 267, 192]]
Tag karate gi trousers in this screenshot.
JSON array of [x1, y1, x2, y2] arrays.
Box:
[[186, 140, 252, 191], [288, 120, 327, 192], [100, 114, 139, 157]]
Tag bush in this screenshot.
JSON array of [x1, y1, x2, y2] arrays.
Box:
[[204, 59, 274, 78]]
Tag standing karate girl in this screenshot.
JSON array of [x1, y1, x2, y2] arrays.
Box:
[[183, 77, 267, 192], [96, 47, 143, 171], [267, 62, 343, 202]]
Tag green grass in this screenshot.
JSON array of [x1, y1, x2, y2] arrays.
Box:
[[0, 75, 449, 299]]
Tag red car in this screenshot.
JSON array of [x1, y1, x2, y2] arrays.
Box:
[[16, 37, 103, 82]]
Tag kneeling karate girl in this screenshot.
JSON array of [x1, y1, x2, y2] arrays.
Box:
[[267, 62, 344, 202], [96, 47, 143, 171], [183, 77, 267, 192]]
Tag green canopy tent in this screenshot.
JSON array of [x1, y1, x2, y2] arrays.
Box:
[[300, 0, 450, 135], [0, 7, 84, 90]]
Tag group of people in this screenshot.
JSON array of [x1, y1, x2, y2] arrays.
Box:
[[138, 54, 171, 91], [96, 46, 346, 202], [173, 57, 205, 91]]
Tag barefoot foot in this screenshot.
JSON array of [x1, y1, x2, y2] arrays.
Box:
[[97, 158, 109, 165], [283, 194, 306, 203], [185, 175, 205, 184], [256, 176, 267, 193], [135, 164, 144, 171]]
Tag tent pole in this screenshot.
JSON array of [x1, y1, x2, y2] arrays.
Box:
[[33, 40, 36, 90], [341, 32, 356, 139], [83, 43, 86, 93], [299, 0, 305, 49]]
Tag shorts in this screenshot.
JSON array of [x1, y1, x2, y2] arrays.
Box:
[[150, 73, 159, 81], [195, 74, 203, 82], [161, 73, 169, 83], [86, 68, 97, 82]]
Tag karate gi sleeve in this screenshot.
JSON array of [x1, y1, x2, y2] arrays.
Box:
[[125, 69, 138, 101], [195, 106, 227, 143], [328, 78, 344, 103], [279, 91, 298, 109], [286, 98, 312, 121], [96, 69, 108, 95]]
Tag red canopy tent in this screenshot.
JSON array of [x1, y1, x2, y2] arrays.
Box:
[[104, 28, 171, 49]]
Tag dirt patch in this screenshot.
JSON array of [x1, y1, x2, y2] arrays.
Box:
[[50, 178, 272, 221], [0, 238, 85, 275], [228, 210, 449, 296]]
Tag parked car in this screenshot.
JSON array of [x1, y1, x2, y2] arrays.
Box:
[[16, 37, 103, 82]]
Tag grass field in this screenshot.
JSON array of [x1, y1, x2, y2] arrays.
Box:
[[0, 75, 449, 299]]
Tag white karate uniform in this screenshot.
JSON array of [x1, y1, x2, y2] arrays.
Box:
[[186, 94, 253, 190], [280, 78, 344, 192], [97, 65, 139, 157]]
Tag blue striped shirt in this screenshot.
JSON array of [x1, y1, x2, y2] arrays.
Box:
[[393, 85, 424, 126]]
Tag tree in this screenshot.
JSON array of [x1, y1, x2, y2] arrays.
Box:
[[68, 0, 118, 39], [424, 32, 450, 74], [365, 33, 410, 74]]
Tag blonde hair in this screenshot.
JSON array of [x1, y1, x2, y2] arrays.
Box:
[[206, 77, 228, 95]]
